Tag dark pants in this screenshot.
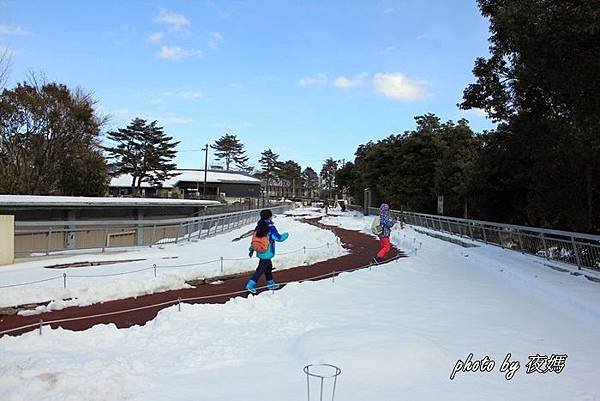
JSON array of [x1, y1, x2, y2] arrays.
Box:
[[250, 258, 273, 283]]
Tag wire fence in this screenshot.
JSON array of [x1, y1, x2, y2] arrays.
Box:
[[13, 204, 293, 257], [363, 206, 600, 271], [0, 252, 407, 337]]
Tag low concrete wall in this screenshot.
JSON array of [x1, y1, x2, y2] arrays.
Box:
[[0, 215, 14, 265]]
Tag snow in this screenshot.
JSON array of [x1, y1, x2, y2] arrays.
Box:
[[1, 212, 600, 400], [0, 195, 220, 207], [110, 169, 261, 188], [0, 214, 346, 310]]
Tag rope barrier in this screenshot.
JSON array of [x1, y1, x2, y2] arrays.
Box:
[[0, 275, 64, 289], [155, 259, 221, 269], [0, 254, 407, 337], [0, 243, 338, 288], [69, 267, 155, 278]]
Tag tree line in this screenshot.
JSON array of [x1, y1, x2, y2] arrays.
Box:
[[338, 0, 600, 233]]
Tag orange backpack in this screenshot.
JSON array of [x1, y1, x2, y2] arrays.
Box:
[[251, 232, 270, 253]]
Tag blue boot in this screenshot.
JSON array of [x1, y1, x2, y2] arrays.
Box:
[[246, 279, 257, 294], [267, 280, 279, 290]]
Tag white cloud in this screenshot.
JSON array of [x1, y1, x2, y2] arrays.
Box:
[[373, 72, 427, 101], [156, 46, 202, 60], [375, 46, 396, 56], [148, 32, 164, 44], [163, 89, 203, 99], [155, 10, 191, 30], [333, 73, 368, 89], [0, 24, 31, 36], [298, 73, 328, 87], [208, 32, 224, 49]]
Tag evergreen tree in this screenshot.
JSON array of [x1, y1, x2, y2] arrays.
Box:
[[145, 121, 180, 188], [210, 134, 249, 171], [105, 118, 180, 194], [258, 149, 281, 198], [302, 167, 319, 198], [320, 158, 338, 199], [347, 114, 480, 217], [335, 161, 355, 200], [461, 0, 600, 231], [278, 160, 302, 198]]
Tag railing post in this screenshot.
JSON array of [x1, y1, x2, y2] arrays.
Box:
[[571, 236, 582, 270], [175, 223, 182, 243], [63, 273, 67, 289], [151, 224, 157, 247], [102, 225, 109, 252], [46, 227, 53, 256], [197, 218, 203, 240], [482, 226, 488, 244], [468, 223, 474, 240], [541, 233, 549, 260], [517, 230, 524, 253], [220, 256, 224, 273]]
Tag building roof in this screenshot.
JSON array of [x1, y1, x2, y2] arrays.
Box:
[[0, 195, 221, 208], [110, 169, 261, 188]]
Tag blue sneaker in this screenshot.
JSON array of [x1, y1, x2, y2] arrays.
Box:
[[267, 280, 279, 290], [246, 279, 257, 294]]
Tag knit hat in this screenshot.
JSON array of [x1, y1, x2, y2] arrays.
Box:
[[380, 203, 390, 212]]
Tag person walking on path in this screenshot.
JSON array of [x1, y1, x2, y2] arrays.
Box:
[[373, 203, 397, 263], [246, 209, 289, 294]]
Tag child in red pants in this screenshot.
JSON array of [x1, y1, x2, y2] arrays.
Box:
[[374, 203, 396, 263]]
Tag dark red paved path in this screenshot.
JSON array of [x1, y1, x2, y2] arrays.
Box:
[[0, 218, 404, 337]]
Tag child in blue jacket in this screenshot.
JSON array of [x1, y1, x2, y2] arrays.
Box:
[[246, 209, 289, 294]]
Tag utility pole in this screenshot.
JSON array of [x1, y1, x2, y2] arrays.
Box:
[[203, 144, 208, 196]]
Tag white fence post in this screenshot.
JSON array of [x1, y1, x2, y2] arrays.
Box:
[[0, 215, 14, 266]]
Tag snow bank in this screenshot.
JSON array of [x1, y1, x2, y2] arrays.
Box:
[[1, 213, 599, 400], [0, 215, 346, 310]]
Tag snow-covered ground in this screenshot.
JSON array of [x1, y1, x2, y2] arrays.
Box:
[[1, 212, 600, 400], [0, 214, 346, 311]]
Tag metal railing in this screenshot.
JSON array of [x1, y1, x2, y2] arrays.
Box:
[[365, 207, 600, 272], [14, 205, 293, 257]]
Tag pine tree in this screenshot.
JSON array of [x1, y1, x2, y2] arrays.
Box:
[[278, 160, 302, 198], [258, 149, 281, 199], [145, 121, 180, 189], [210, 134, 249, 171], [302, 167, 319, 198], [105, 118, 180, 195], [320, 158, 338, 199]]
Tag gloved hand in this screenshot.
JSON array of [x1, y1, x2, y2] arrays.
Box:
[[280, 232, 289, 241]]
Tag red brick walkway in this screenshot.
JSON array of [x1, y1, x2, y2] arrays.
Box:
[[0, 218, 405, 337]]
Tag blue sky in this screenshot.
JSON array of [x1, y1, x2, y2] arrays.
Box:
[[1, 0, 494, 171]]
